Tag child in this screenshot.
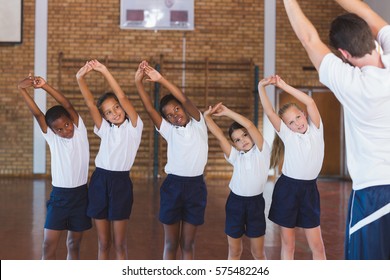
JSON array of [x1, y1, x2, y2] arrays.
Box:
[[203, 103, 270, 260], [17, 74, 91, 260], [135, 61, 208, 260], [258, 75, 326, 260], [76, 60, 143, 260]]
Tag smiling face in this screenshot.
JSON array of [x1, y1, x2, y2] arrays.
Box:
[[49, 115, 75, 139], [281, 106, 308, 134], [231, 128, 254, 152], [100, 97, 126, 125], [161, 100, 190, 126]]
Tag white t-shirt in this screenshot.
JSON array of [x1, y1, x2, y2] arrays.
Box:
[[157, 114, 208, 177], [319, 25, 390, 190], [42, 115, 89, 188], [277, 120, 324, 180], [225, 142, 270, 197], [94, 117, 143, 171]]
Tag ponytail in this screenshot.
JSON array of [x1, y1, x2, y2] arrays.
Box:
[[270, 134, 284, 171]]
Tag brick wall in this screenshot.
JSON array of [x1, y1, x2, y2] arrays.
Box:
[[0, 0, 344, 177]]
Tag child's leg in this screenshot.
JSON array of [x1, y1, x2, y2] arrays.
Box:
[[249, 236, 266, 260], [94, 219, 112, 260], [66, 230, 84, 260], [180, 222, 198, 260], [304, 226, 326, 260], [112, 220, 128, 260], [42, 228, 62, 260], [280, 226, 296, 260], [227, 236, 243, 260], [163, 222, 180, 260]]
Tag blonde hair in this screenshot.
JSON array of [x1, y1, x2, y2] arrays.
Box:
[[270, 102, 303, 169]]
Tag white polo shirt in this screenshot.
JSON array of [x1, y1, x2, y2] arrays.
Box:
[[277, 120, 324, 180], [158, 113, 208, 177], [42, 115, 90, 188], [225, 142, 270, 197], [319, 25, 390, 190], [94, 117, 143, 171]]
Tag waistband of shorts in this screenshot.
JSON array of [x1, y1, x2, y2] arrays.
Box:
[[52, 184, 87, 193], [280, 173, 317, 184], [167, 173, 204, 182], [230, 191, 263, 200], [95, 167, 130, 176]]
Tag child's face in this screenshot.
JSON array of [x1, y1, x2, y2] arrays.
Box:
[[162, 100, 189, 126], [50, 116, 75, 139], [231, 128, 254, 152], [101, 97, 126, 125], [281, 106, 308, 134]]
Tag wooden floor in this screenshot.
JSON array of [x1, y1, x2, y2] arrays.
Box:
[[0, 176, 352, 260]]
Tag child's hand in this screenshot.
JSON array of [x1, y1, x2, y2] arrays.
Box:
[[258, 76, 276, 87], [89, 59, 106, 72], [144, 65, 163, 82], [203, 105, 213, 117], [17, 74, 35, 90], [76, 61, 93, 79], [135, 61, 146, 83], [210, 102, 227, 117], [274, 75, 287, 89], [33, 76, 47, 88]]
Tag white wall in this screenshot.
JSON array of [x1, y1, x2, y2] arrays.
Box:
[[365, 0, 390, 22]]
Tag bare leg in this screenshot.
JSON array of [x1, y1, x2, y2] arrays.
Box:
[[227, 236, 243, 260], [163, 222, 180, 260], [66, 230, 83, 260], [280, 226, 295, 260], [249, 236, 266, 260], [304, 226, 326, 260], [180, 222, 198, 260], [112, 220, 129, 260], [94, 219, 111, 260], [42, 228, 62, 260]]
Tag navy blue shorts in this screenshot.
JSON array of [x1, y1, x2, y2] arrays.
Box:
[[45, 184, 92, 232], [225, 192, 266, 238], [268, 174, 320, 229], [345, 184, 390, 260], [159, 174, 207, 226], [87, 167, 133, 220]]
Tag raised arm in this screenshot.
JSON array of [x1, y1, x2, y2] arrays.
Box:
[[135, 61, 162, 129], [90, 60, 139, 127], [258, 76, 282, 132], [212, 103, 265, 151], [203, 104, 232, 156], [34, 76, 79, 126], [335, 0, 387, 37], [283, 0, 331, 71], [76, 61, 102, 128], [274, 75, 321, 128], [17, 75, 47, 133], [143, 63, 201, 121]]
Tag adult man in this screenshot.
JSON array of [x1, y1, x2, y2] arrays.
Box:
[[283, 0, 390, 259]]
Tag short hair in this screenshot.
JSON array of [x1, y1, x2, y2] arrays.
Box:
[[329, 13, 376, 58], [96, 92, 119, 115], [159, 94, 181, 119], [228, 121, 245, 141], [45, 105, 71, 128]]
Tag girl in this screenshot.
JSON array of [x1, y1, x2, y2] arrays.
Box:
[[76, 60, 143, 260], [18, 74, 91, 259], [135, 61, 208, 260], [258, 75, 326, 260], [203, 103, 270, 260]]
